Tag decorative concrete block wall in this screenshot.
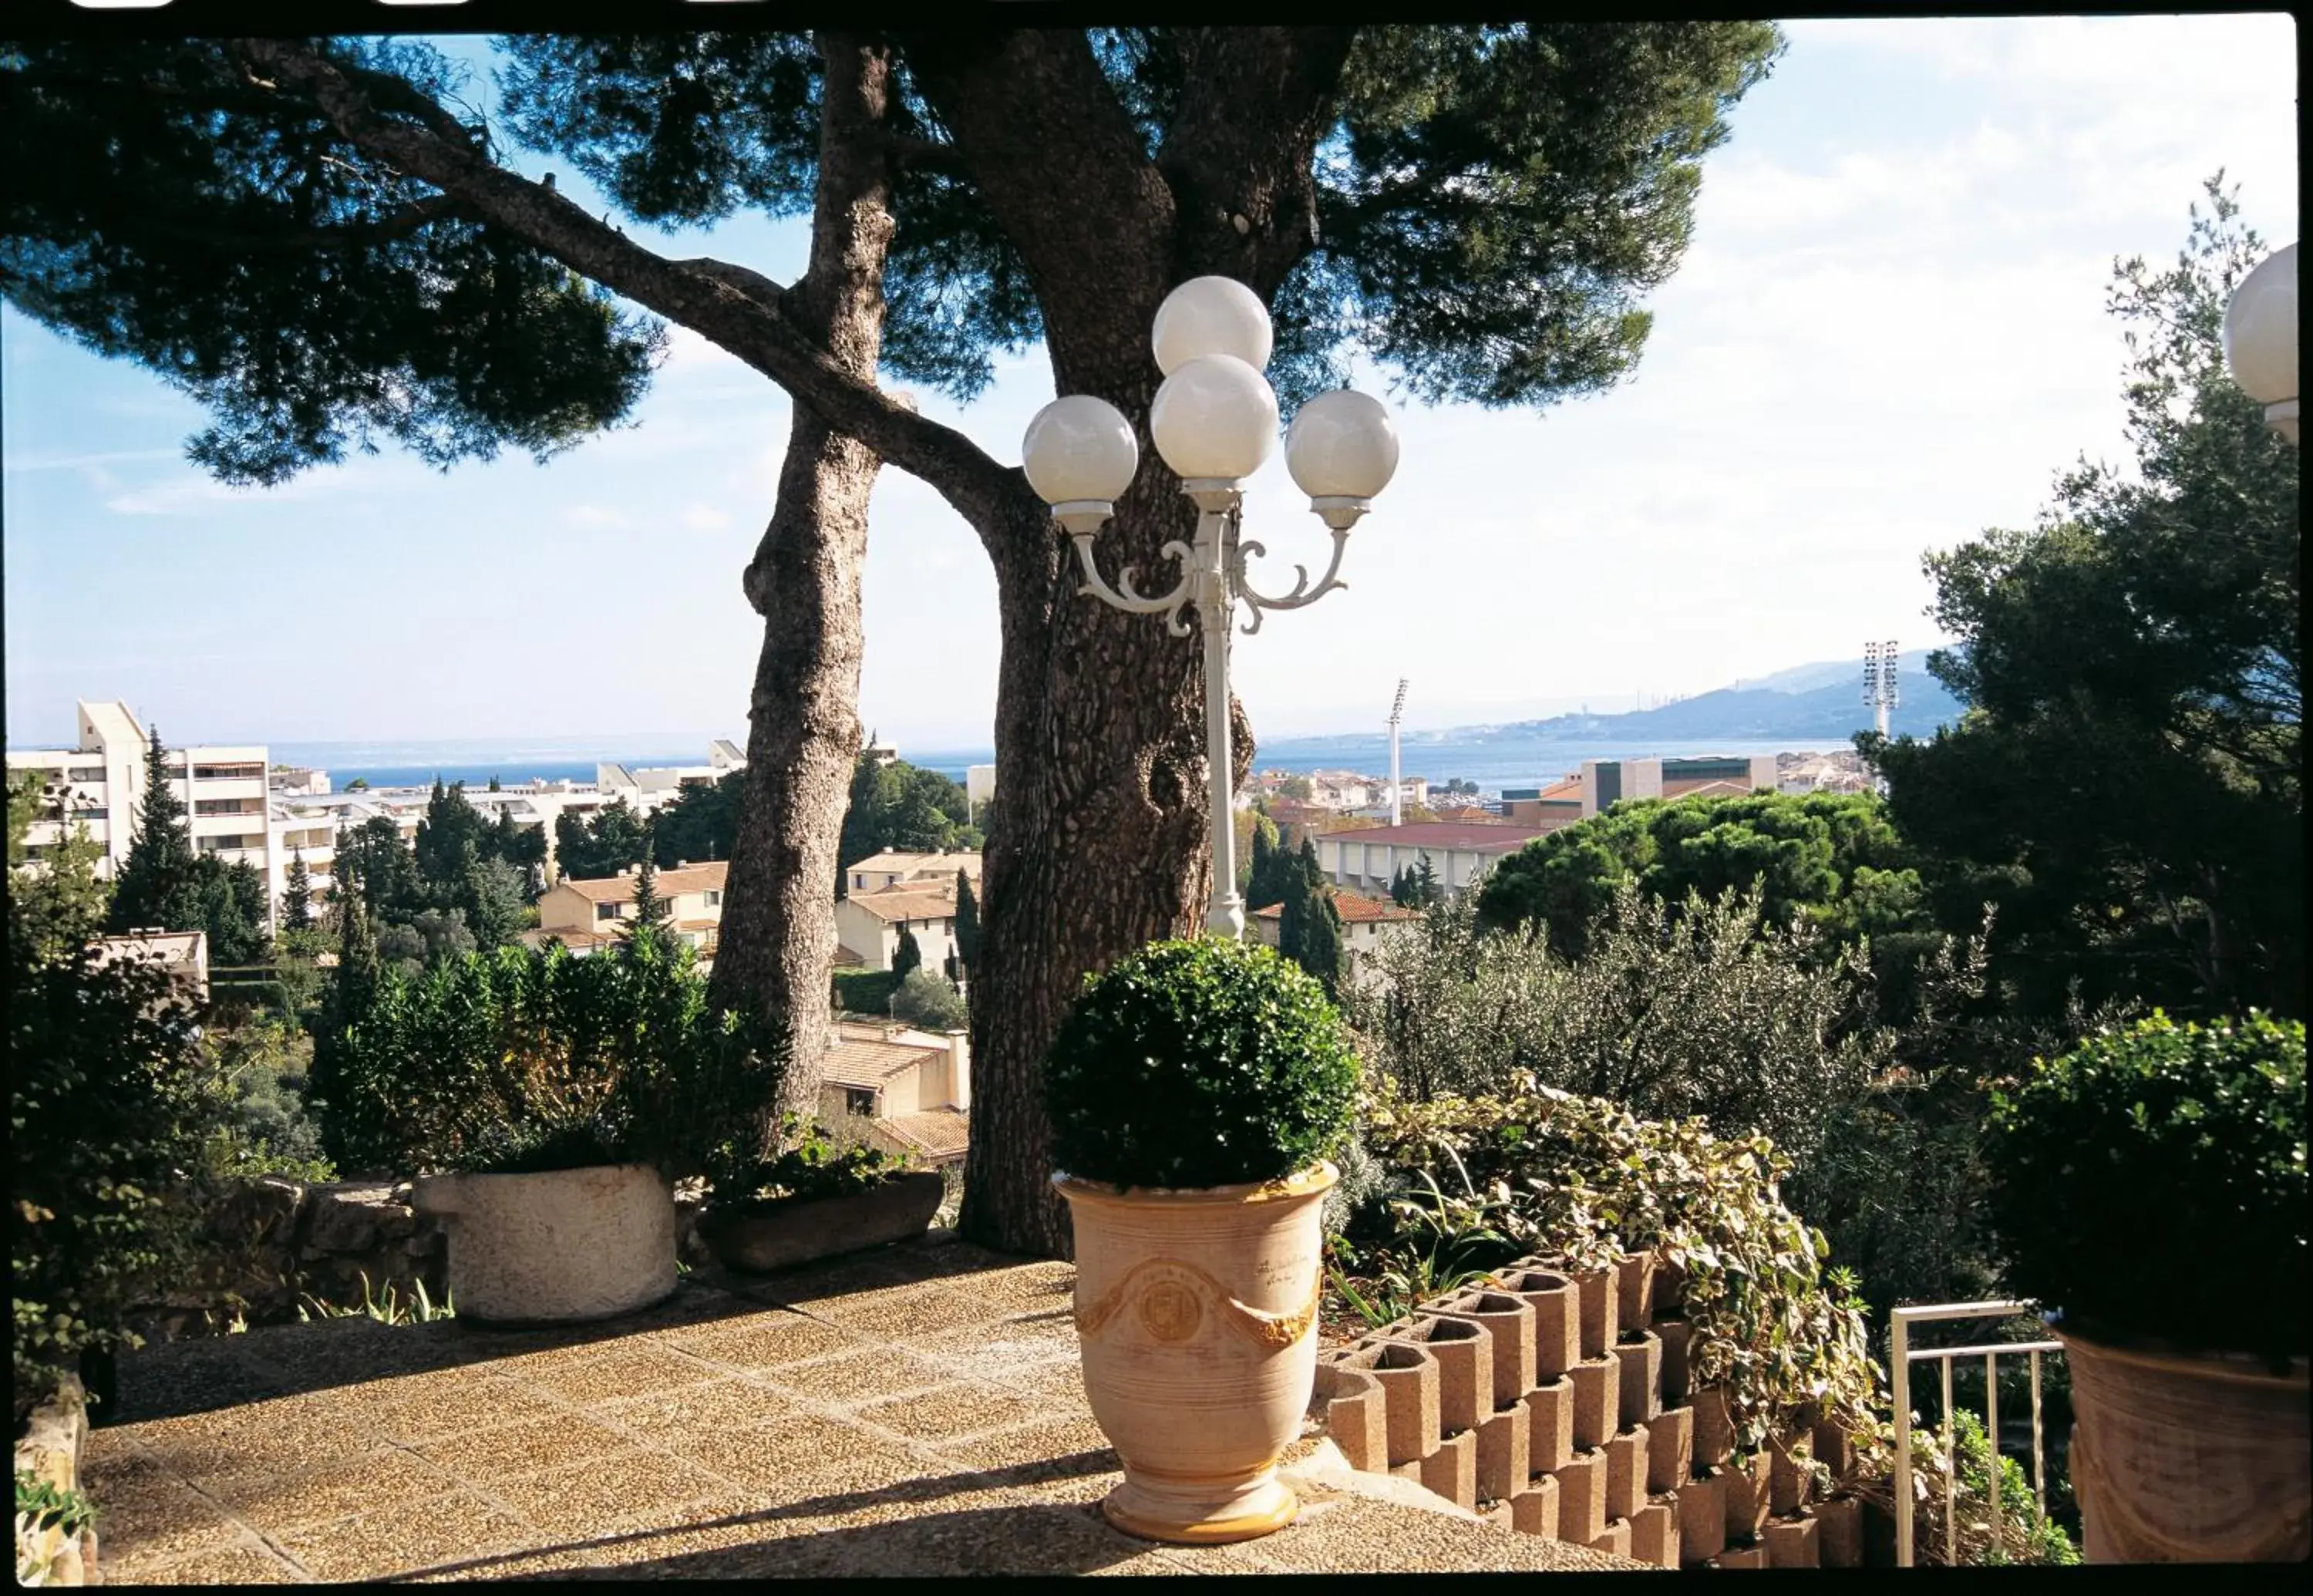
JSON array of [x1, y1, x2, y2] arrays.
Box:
[[1315, 1251, 1871, 1568]]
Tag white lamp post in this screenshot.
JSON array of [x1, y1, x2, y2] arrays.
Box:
[[2224, 241, 2298, 444], [1021, 276, 1401, 940]]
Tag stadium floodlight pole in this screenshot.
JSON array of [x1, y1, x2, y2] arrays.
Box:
[[1388, 678, 1410, 827], [1864, 641, 1899, 741], [1021, 278, 1402, 940]]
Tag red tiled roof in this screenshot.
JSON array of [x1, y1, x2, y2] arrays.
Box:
[[1321, 821, 1547, 851], [557, 862, 729, 902], [1250, 891, 1420, 925], [824, 1036, 938, 1087], [880, 1109, 970, 1162], [841, 884, 957, 923]]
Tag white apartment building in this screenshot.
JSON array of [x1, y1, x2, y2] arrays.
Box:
[[597, 739, 747, 800], [11, 705, 759, 934], [9, 700, 281, 929]]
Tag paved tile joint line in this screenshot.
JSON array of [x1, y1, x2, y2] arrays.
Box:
[[88, 1238, 1636, 1579]]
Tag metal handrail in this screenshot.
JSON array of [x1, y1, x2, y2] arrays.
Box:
[[1890, 1299, 2062, 1567]]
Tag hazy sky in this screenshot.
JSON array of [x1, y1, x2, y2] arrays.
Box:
[[2, 16, 2298, 752]]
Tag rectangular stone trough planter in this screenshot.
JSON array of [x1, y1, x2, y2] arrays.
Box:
[[698, 1170, 945, 1274]]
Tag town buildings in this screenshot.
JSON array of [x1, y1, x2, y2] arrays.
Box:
[[845, 849, 981, 897], [532, 860, 728, 962], [1500, 755, 1779, 830], [6, 700, 755, 936], [1316, 820, 1549, 897], [832, 847, 982, 973], [9, 700, 281, 927], [820, 1018, 971, 1168], [1247, 889, 1422, 991], [597, 740, 747, 801], [89, 928, 210, 1007]]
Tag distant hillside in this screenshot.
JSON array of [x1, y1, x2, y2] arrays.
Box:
[[1493, 651, 1963, 743], [1730, 648, 1940, 696]]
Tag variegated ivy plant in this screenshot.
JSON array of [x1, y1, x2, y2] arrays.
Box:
[[1359, 1073, 1886, 1457]]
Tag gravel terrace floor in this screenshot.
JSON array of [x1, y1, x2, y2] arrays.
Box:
[[85, 1234, 1644, 1581]]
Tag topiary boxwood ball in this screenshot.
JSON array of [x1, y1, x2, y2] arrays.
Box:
[[1041, 937, 1361, 1191], [1983, 1010, 2306, 1364]]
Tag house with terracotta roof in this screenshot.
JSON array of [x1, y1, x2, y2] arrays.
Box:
[[1317, 820, 1548, 898], [821, 1019, 971, 1167], [834, 880, 963, 974], [532, 860, 728, 963], [1248, 890, 1421, 991], [843, 847, 981, 897]]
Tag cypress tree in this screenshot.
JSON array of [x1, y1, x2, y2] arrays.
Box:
[[1277, 837, 1345, 999], [954, 867, 981, 973], [108, 727, 197, 934], [893, 924, 923, 979], [1414, 854, 1443, 907], [628, 852, 669, 952], [281, 850, 315, 934], [312, 860, 383, 1171]]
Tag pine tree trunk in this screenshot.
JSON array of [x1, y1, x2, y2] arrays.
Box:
[[705, 39, 897, 1130], [922, 28, 1351, 1260]]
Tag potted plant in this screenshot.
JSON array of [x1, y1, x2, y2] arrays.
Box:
[[1042, 937, 1360, 1545], [332, 935, 786, 1325], [1982, 1012, 2307, 1563], [698, 1116, 944, 1273]]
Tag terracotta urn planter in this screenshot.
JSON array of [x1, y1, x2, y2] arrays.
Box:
[[1054, 1161, 1337, 1544], [700, 1170, 945, 1274], [410, 1163, 676, 1325], [2059, 1322, 2310, 1563]]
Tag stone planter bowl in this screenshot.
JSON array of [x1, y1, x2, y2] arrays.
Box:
[[410, 1163, 676, 1325], [1055, 1162, 1336, 1545], [699, 1170, 945, 1274]]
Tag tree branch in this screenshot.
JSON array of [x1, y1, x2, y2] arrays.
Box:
[[130, 194, 461, 256], [227, 38, 1021, 527], [895, 30, 1178, 348]]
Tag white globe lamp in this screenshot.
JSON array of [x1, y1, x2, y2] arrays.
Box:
[[1149, 353, 1279, 488], [1151, 276, 1274, 376], [1023, 394, 1140, 533], [2224, 242, 2298, 443], [1285, 389, 1401, 529]]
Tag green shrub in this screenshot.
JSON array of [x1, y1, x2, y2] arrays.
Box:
[[1848, 1409, 2079, 1567], [9, 916, 214, 1426], [321, 938, 788, 1188], [1984, 1011, 2306, 1361], [199, 1014, 334, 1182], [831, 968, 901, 1016], [889, 968, 968, 1031], [735, 1115, 915, 1204], [1041, 937, 1359, 1190]]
